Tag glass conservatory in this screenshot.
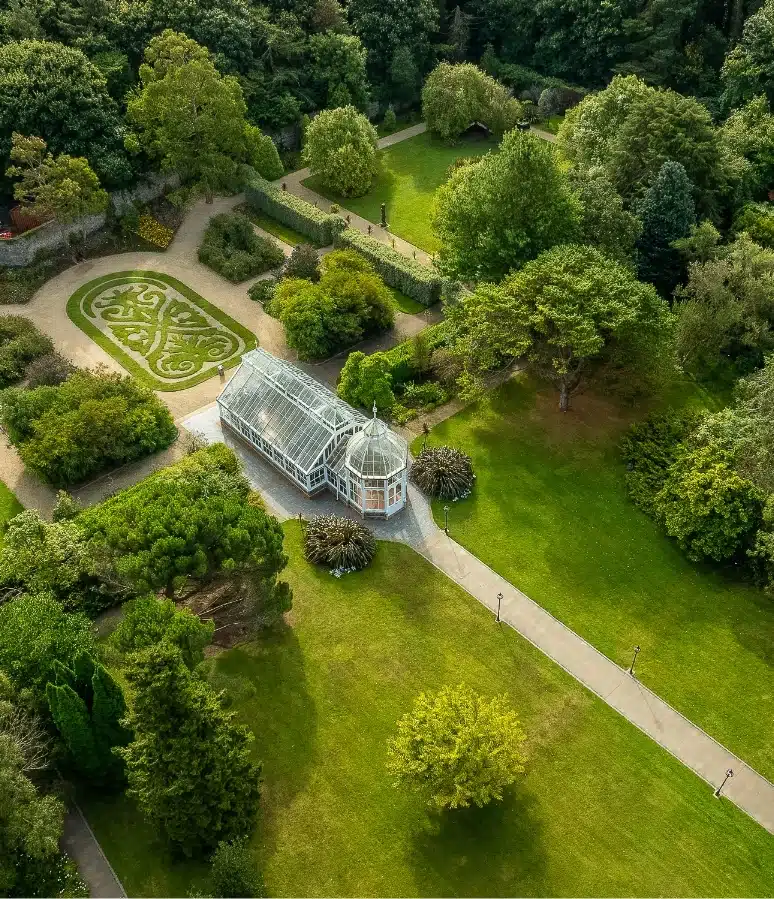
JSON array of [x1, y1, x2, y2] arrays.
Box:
[[217, 348, 409, 517]]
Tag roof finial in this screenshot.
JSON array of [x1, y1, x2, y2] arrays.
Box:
[[372, 401, 377, 419]]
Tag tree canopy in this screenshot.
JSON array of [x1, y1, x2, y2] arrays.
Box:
[[302, 104, 377, 196]]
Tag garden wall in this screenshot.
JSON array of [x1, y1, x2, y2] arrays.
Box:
[[0, 172, 180, 267]]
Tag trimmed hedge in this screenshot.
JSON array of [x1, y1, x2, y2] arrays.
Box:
[[333, 227, 443, 306], [244, 174, 343, 247]]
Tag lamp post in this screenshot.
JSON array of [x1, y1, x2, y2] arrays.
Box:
[[443, 505, 449, 535], [496, 592, 503, 622], [628, 645, 640, 676], [714, 768, 733, 798], [380, 202, 387, 228], [422, 422, 430, 451]]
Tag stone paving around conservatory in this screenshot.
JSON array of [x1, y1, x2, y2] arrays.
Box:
[[67, 271, 256, 390]]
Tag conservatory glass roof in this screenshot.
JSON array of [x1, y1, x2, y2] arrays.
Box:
[[345, 414, 408, 479], [217, 349, 367, 473]]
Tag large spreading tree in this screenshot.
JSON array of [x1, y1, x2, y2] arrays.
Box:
[[433, 129, 581, 281]]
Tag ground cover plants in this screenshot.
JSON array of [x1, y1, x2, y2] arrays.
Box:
[[82, 523, 774, 898], [67, 271, 255, 390]]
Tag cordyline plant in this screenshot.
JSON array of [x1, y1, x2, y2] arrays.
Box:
[[303, 515, 376, 570], [410, 446, 474, 499]]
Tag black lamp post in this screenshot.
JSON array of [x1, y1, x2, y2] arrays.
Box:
[[422, 422, 430, 451], [380, 202, 387, 227], [714, 768, 733, 798], [443, 505, 449, 534], [496, 592, 503, 622], [628, 645, 640, 676]]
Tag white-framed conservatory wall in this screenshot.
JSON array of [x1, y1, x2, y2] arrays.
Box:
[[327, 466, 407, 518]]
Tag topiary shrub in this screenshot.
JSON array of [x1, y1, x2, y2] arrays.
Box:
[[410, 446, 474, 499], [284, 243, 320, 281], [199, 212, 285, 282], [303, 515, 376, 571]]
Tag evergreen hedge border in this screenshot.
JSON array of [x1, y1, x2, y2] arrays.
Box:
[[67, 271, 257, 392], [332, 227, 443, 307], [244, 174, 341, 247]]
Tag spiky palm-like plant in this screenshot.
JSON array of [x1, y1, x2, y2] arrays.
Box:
[[304, 515, 377, 571], [410, 446, 474, 499]]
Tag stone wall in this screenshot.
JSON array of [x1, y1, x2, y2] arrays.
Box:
[[0, 171, 180, 268]]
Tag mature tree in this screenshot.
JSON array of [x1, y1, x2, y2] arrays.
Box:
[[722, 0, 774, 107], [337, 350, 396, 411], [349, 0, 438, 82], [720, 95, 774, 199], [302, 105, 377, 196], [653, 444, 764, 562], [7, 134, 109, 242], [558, 74, 735, 217], [433, 129, 581, 281], [0, 594, 94, 708], [674, 234, 774, 375], [751, 493, 774, 590], [46, 651, 130, 783], [78, 445, 290, 615], [0, 368, 177, 487], [570, 167, 642, 267], [422, 62, 521, 141], [0, 40, 130, 188], [386, 684, 526, 810], [126, 30, 251, 197], [636, 161, 696, 296], [243, 124, 283, 180], [118, 643, 261, 855], [390, 45, 421, 105], [448, 244, 672, 410], [308, 32, 369, 110], [311, 0, 349, 33], [271, 250, 394, 358], [113, 595, 214, 669]]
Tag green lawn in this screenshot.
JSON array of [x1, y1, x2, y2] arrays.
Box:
[[0, 481, 22, 542], [413, 375, 774, 781], [389, 286, 426, 314], [85, 523, 774, 897], [303, 131, 499, 253], [236, 203, 316, 248]]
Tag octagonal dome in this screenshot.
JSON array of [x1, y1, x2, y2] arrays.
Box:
[[345, 412, 407, 479]]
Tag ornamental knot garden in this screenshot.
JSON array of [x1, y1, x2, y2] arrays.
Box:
[[218, 349, 410, 518], [68, 272, 255, 390]]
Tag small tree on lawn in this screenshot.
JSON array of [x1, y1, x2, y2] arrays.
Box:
[[303, 105, 378, 197], [386, 683, 526, 810], [118, 642, 261, 855], [337, 350, 395, 411]]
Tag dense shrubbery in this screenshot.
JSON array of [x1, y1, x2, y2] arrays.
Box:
[[283, 243, 320, 282], [270, 249, 394, 359], [303, 105, 378, 197], [245, 174, 342, 247], [410, 446, 474, 499], [210, 838, 264, 898], [333, 227, 444, 306], [0, 316, 54, 388], [199, 212, 285, 282], [304, 515, 377, 571], [24, 352, 74, 387], [0, 368, 176, 487]]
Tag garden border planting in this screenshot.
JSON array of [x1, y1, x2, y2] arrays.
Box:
[[67, 271, 256, 391], [244, 174, 342, 247], [333, 226, 444, 306]]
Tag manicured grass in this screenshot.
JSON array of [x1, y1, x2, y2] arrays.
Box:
[[236, 203, 316, 248], [389, 286, 425, 314], [67, 271, 256, 391], [303, 131, 499, 253], [86, 523, 774, 897], [538, 115, 564, 135], [412, 375, 774, 780], [0, 481, 22, 542]]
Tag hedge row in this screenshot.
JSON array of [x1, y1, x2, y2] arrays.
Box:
[[332, 227, 443, 306], [244, 174, 343, 247]]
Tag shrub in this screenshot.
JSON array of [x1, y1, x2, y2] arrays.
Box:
[[243, 124, 283, 181], [0, 316, 54, 388], [25, 352, 74, 387], [333, 227, 444, 306], [199, 213, 285, 282], [383, 105, 397, 132], [410, 446, 474, 499], [337, 350, 395, 412], [732, 202, 774, 248], [303, 515, 376, 570], [0, 368, 177, 487], [210, 838, 264, 898], [248, 279, 277, 305], [383, 321, 452, 386], [284, 243, 320, 281], [400, 380, 447, 409], [245, 173, 343, 246], [135, 214, 174, 248], [303, 105, 378, 197]]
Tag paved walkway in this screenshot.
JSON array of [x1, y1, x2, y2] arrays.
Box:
[[61, 803, 126, 897], [185, 400, 774, 836]]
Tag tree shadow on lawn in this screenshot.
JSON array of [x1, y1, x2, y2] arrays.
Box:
[[207, 625, 317, 864], [409, 787, 547, 897]]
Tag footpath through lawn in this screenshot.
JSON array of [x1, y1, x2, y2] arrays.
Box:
[[414, 375, 774, 782], [303, 131, 499, 254], [84, 523, 774, 897]]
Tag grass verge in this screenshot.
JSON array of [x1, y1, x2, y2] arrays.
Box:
[[237, 203, 321, 249]]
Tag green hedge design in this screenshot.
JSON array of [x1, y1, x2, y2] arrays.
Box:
[[244, 174, 343, 247], [67, 272, 256, 391], [332, 227, 443, 307]]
